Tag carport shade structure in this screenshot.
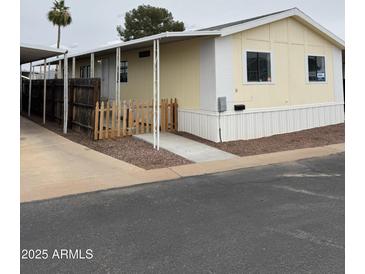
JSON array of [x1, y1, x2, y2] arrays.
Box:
[[44, 31, 220, 149], [20, 43, 68, 133]]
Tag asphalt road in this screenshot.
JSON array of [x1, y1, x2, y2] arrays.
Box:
[[21, 153, 344, 273]]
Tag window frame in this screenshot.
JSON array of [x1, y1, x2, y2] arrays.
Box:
[[305, 54, 327, 84], [119, 60, 128, 83], [80, 65, 90, 79], [242, 50, 274, 85]]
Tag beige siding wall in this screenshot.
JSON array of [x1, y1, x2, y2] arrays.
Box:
[[119, 38, 202, 109], [232, 17, 336, 108]]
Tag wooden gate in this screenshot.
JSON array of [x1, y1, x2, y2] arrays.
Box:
[[22, 78, 100, 133], [94, 98, 178, 140]]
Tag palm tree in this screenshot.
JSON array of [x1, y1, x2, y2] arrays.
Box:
[[47, 0, 72, 49]]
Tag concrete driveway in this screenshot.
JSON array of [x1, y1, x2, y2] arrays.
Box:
[[20, 117, 145, 202], [21, 153, 344, 273]]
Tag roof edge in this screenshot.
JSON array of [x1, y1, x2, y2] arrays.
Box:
[[20, 43, 67, 54]]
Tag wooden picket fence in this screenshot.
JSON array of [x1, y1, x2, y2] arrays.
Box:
[[94, 98, 178, 140]]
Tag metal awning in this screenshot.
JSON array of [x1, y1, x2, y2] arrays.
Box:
[[20, 43, 69, 134], [46, 31, 221, 64], [20, 43, 66, 64]]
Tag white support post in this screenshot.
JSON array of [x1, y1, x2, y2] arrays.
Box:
[[20, 65, 22, 112], [58, 60, 62, 79], [28, 62, 33, 117], [90, 53, 95, 78], [48, 63, 51, 79], [43, 59, 47, 124], [63, 53, 69, 134], [72, 57, 76, 78], [118, 47, 121, 105], [115, 48, 118, 102], [153, 40, 157, 149], [156, 39, 160, 150]]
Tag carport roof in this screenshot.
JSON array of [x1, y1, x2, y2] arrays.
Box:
[[20, 43, 67, 64], [45, 31, 221, 64]]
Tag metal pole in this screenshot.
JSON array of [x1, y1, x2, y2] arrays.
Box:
[[90, 53, 95, 78], [58, 60, 62, 79], [115, 48, 118, 103], [156, 39, 160, 150], [63, 53, 68, 133], [28, 62, 33, 117], [48, 63, 51, 79], [118, 47, 121, 106], [72, 57, 76, 78], [20, 65, 22, 113], [43, 59, 47, 124], [153, 40, 156, 149]]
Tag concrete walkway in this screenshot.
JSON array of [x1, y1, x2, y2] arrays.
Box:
[[20, 117, 345, 203], [135, 133, 237, 162]]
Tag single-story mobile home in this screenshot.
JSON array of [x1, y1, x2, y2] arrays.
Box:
[[48, 8, 345, 142]]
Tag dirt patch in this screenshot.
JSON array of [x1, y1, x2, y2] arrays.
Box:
[[24, 115, 191, 170], [176, 123, 344, 157]]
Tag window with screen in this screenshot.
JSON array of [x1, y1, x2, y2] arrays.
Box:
[[308, 56, 326, 82], [246, 51, 271, 82], [120, 61, 128, 83]]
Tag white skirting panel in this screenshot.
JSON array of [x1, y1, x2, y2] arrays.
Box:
[[178, 102, 344, 142]]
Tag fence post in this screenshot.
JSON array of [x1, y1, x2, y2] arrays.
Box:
[[160, 99, 164, 132], [111, 101, 116, 138], [99, 101, 104, 139], [94, 102, 99, 140], [174, 98, 178, 131], [140, 102, 145, 134], [117, 101, 121, 137], [165, 99, 169, 131], [169, 98, 172, 131], [136, 100, 140, 134], [105, 101, 110, 138], [128, 100, 133, 135], [122, 100, 127, 136]]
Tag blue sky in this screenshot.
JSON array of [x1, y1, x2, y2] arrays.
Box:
[[20, 0, 344, 53]]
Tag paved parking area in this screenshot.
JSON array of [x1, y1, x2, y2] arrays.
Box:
[[135, 132, 237, 162], [20, 117, 146, 202], [21, 153, 344, 273]]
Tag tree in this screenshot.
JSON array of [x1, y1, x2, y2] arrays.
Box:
[[47, 0, 72, 48], [117, 5, 185, 41]]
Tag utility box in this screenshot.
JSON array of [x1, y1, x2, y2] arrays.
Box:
[[217, 97, 227, 113]]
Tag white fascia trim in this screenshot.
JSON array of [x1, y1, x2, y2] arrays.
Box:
[[180, 102, 344, 116], [220, 9, 297, 37], [20, 42, 67, 54], [293, 9, 345, 49], [220, 8, 345, 49], [45, 31, 222, 63]]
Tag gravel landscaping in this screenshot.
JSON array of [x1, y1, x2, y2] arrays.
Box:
[[176, 123, 344, 157], [23, 115, 191, 170], [23, 114, 344, 168]]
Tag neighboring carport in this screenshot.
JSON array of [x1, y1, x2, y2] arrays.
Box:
[[20, 43, 68, 132]]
